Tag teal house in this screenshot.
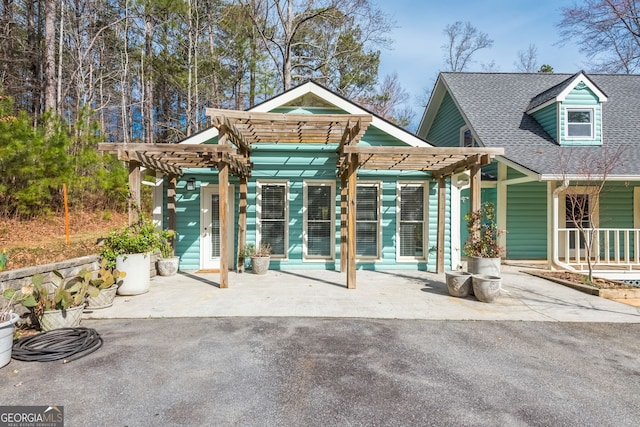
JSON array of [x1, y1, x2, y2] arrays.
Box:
[[418, 71, 640, 278], [102, 81, 500, 288]]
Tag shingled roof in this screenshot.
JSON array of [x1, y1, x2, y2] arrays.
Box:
[[422, 72, 640, 178]]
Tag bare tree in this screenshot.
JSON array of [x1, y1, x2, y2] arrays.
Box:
[[441, 21, 493, 72], [557, 146, 625, 282], [359, 72, 414, 128], [241, 0, 391, 92], [44, 0, 57, 116], [559, 0, 640, 73], [514, 43, 538, 72]]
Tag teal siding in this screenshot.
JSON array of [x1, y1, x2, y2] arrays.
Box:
[[174, 144, 451, 272], [531, 103, 558, 142], [426, 91, 466, 147], [560, 85, 602, 146], [459, 188, 497, 256], [506, 182, 547, 259], [600, 182, 635, 228]]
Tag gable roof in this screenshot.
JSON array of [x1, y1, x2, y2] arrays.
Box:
[[418, 72, 640, 179], [526, 71, 608, 113], [183, 80, 430, 148]]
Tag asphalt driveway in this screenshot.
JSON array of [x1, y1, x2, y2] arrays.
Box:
[[3, 318, 640, 426]]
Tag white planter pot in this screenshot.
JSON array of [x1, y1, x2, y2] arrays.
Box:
[[116, 253, 151, 295], [38, 305, 84, 332], [0, 312, 19, 368], [251, 256, 270, 275], [157, 257, 179, 276], [472, 274, 502, 303], [86, 284, 118, 309], [467, 256, 501, 277], [445, 271, 473, 297]]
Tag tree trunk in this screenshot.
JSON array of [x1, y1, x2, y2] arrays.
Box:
[[44, 0, 57, 117]]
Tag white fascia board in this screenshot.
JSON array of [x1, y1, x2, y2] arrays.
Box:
[[417, 75, 447, 138], [178, 126, 219, 145], [495, 156, 539, 179], [526, 98, 556, 115], [540, 174, 640, 181], [556, 72, 608, 102], [251, 81, 431, 147]]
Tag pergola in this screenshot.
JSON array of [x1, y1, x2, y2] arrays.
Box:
[[99, 109, 503, 289]]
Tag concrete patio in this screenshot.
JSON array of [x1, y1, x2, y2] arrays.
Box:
[[83, 265, 640, 322]]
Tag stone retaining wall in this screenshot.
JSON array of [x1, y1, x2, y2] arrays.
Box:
[[0, 253, 160, 292]]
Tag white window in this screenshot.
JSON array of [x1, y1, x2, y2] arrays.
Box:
[[257, 182, 288, 258], [304, 181, 335, 259], [397, 183, 426, 259], [356, 183, 380, 258], [566, 108, 594, 138]]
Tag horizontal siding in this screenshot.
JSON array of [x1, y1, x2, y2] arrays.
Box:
[[560, 85, 602, 146], [599, 182, 635, 228], [459, 188, 497, 256], [531, 103, 557, 142], [506, 182, 547, 259], [426, 91, 466, 147]]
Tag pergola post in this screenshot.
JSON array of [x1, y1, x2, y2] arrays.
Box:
[[340, 173, 347, 273], [219, 160, 229, 288], [167, 174, 177, 232], [346, 154, 357, 289], [237, 176, 248, 272], [437, 176, 446, 273], [128, 160, 141, 224]]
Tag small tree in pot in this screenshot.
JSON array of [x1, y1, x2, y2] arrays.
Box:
[[464, 202, 505, 276]]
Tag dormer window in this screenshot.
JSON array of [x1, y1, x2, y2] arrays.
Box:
[[566, 108, 594, 139]]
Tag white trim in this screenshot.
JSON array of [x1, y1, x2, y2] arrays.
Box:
[[256, 180, 289, 260], [396, 181, 428, 262], [564, 107, 595, 140], [251, 81, 431, 147], [634, 187, 640, 229], [417, 76, 448, 138], [355, 181, 382, 261], [200, 184, 235, 270], [540, 174, 640, 181], [302, 180, 336, 261], [451, 183, 462, 270], [557, 73, 608, 103], [178, 126, 219, 145]]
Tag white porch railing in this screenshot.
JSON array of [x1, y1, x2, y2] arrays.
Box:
[[558, 228, 640, 270]]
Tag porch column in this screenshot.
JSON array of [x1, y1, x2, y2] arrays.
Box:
[[237, 176, 248, 272], [340, 173, 347, 273], [496, 163, 507, 252], [128, 160, 141, 224], [469, 164, 481, 214], [436, 176, 446, 273], [347, 154, 357, 289], [219, 161, 229, 288]]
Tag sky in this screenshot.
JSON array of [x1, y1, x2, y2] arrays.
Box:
[[375, 0, 588, 119]]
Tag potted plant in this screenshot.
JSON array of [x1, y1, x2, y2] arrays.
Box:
[[249, 243, 271, 275], [156, 229, 179, 276], [85, 260, 126, 309], [238, 243, 255, 273], [1, 287, 20, 368], [464, 202, 505, 276], [101, 216, 165, 295], [4, 271, 94, 331], [463, 202, 505, 302]]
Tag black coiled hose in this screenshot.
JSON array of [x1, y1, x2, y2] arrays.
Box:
[[12, 327, 103, 363]]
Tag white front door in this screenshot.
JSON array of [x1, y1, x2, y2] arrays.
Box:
[[201, 185, 234, 270]]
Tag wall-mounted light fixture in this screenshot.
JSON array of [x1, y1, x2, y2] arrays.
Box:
[[186, 177, 196, 191]]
